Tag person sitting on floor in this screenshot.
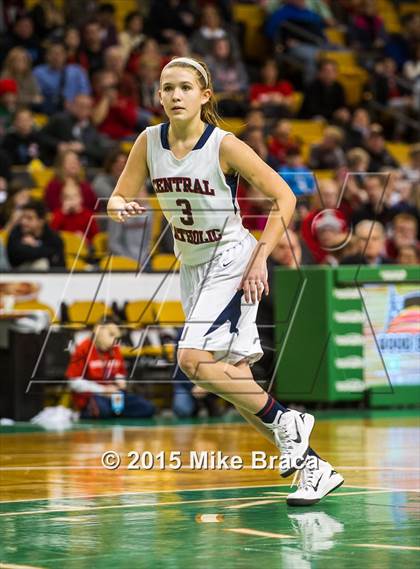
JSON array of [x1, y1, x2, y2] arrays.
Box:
[[66, 319, 155, 419]]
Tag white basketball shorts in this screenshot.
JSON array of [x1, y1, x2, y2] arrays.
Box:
[[178, 232, 264, 365]]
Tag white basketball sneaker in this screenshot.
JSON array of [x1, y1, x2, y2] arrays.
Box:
[[270, 409, 315, 477], [287, 457, 344, 506]]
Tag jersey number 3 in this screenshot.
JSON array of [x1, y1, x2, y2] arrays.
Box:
[[176, 199, 194, 226]]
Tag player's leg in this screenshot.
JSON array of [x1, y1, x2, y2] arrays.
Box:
[[231, 360, 318, 454], [178, 347, 314, 476], [231, 361, 344, 506], [232, 360, 276, 446]]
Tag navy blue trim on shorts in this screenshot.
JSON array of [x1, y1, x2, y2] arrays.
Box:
[[160, 122, 215, 151], [204, 290, 243, 336]]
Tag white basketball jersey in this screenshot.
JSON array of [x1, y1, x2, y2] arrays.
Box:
[[146, 123, 249, 265]]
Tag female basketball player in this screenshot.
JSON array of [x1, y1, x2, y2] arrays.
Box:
[[108, 57, 343, 505]]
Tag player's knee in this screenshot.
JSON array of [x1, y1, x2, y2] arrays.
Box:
[[177, 349, 202, 382]]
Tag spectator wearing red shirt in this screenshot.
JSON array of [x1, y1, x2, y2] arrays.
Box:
[[66, 320, 155, 419], [50, 181, 99, 242], [250, 58, 294, 119], [45, 150, 97, 211], [92, 70, 140, 140], [267, 119, 301, 165]]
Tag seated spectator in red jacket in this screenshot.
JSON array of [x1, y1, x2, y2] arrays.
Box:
[[300, 179, 349, 263], [386, 213, 418, 260], [66, 319, 155, 419], [45, 150, 97, 211], [341, 220, 393, 265], [92, 70, 141, 140], [3, 107, 41, 165], [50, 181, 98, 242], [6, 200, 65, 270], [267, 119, 300, 165], [250, 58, 294, 119], [308, 126, 347, 170]]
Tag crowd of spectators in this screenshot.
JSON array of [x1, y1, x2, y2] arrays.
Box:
[[0, 0, 418, 273]]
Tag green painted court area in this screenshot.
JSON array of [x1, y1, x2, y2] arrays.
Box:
[[1, 484, 419, 568]]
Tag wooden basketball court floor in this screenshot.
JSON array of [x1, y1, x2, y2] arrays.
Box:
[[0, 410, 419, 568]]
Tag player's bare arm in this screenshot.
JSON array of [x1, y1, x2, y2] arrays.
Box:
[[107, 131, 149, 223], [220, 134, 297, 302]]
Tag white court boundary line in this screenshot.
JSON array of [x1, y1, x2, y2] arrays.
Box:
[[1, 480, 419, 505], [0, 465, 418, 471], [0, 489, 405, 518]]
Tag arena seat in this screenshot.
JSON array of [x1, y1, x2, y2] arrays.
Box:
[[151, 253, 180, 272], [0, 229, 8, 244], [92, 231, 109, 260], [13, 300, 57, 322], [66, 301, 112, 327], [386, 143, 411, 165], [290, 120, 325, 144], [65, 256, 90, 271], [313, 169, 334, 181], [28, 159, 54, 189], [340, 68, 368, 106], [124, 300, 157, 328], [59, 231, 89, 259], [321, 51, 357, 68], [232, 3, 268, 59], [325, 28, 345, 46], [120, 141, 134, 153], [99, 255, 140, 271], [155, 301, 185, 326], [399, 3, 420, 17], [30, 187, 44, 200], [377, 0, 402, 33], [290, 92, 304, 114], [32, 113, 49, 128]]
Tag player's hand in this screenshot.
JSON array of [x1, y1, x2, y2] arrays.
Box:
[[108, 199, 146, 223], [238, 253, 269, 304]]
